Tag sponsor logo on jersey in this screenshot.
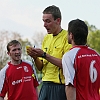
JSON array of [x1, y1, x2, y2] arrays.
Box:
[[16, 66, 22, 69], [23, 66, 29, 72], [12, 76, 32, 85]]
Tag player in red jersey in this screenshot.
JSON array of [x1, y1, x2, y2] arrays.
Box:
[[0, 40, 39, 100], [62, 19, 100, 100]]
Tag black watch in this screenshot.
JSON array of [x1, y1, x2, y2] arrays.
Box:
[[42, 52, 46, 58]]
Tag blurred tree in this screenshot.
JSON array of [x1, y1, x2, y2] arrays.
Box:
[[87, 30, 100, 53], [85, 21, 100, 53], [20, 38, 32, 61], [31, 32, 46, 48]]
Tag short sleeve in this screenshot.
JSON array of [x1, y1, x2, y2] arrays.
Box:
[[62, 53, 75, 86]]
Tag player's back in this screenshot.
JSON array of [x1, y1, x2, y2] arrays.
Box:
[[74, 46, 100, 100]]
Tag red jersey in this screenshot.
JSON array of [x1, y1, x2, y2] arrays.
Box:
[[62, 46, 100, 100], [0, 61, 39, 100]]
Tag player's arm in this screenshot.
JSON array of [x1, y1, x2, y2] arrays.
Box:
[[35, 87, 39, 97], [0, 68, 8, 100], [65, 83, 76, 100]]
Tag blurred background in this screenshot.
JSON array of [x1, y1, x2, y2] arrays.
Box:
[[0, 1, 100, 99], [0, 0, 100, 69]]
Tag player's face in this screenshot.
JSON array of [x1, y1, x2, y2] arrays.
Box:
[[8, 44, 22, 62], [43, 14, 60, 35]]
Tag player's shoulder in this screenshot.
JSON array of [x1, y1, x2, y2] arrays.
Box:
[[0, 64, 9, 84], [63, 47, 81, 62], [88, 47, 100, 55], [0, 64, 9, 74], [22, 60, 33, 66], [65, 47, 80, 56]]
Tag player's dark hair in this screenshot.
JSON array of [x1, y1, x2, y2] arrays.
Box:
[[7, 40, 21, 52], [68, 19, 88, 45]]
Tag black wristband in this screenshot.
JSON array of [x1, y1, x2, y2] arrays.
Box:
[[42, 52, 46, 58]]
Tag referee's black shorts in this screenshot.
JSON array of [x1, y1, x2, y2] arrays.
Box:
[[39, 81, 67, 100]]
